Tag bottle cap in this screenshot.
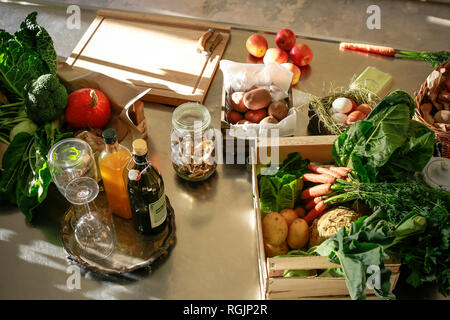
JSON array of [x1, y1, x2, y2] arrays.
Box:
[[102, 128, 117, 144], [132, 139, 148, 156], [128, 169, 140, 181]]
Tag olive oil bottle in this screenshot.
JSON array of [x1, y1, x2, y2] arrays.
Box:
[[128, 139, 167, 235]]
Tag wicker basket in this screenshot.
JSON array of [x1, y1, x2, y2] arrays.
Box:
[[414, 60, 450, 158]]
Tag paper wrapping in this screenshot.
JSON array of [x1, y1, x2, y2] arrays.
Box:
[[220, 60, 297, 138]]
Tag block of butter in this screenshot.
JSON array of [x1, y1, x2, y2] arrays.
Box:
[[350, 66, 393, 97]]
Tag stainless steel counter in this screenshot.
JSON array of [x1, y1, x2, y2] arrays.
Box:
[[0, 2, 444, 300]]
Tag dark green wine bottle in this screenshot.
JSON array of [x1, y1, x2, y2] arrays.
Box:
[[128, 139, 167, 235]]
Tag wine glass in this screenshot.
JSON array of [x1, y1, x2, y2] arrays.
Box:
[[47, 138, 99, 196], [65, 177, 115, 260]]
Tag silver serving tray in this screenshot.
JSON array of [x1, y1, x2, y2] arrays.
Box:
[[61, 195, 176, 274]]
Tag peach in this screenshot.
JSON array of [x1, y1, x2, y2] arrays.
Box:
[[263, 48, 289, 64], [246, 53, 264, 64], [275, 29, 296, 51], [281, 63, 301, 85], [246, 34, 268, 58], [289, 43, 313, 67]]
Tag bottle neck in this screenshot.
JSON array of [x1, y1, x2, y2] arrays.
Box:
[[133, 153, 149, 169], [105, 141, 120, 153]]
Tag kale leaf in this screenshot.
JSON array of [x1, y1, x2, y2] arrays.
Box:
[[0, 12, 57, 99]]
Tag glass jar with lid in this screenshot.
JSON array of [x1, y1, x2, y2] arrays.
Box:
[[170, 103, 217, 181]]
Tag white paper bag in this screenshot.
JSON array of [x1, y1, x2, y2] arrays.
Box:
[[220, 60, 297, 138]]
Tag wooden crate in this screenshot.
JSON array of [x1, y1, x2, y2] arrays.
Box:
[[251, 136, 401, 300]]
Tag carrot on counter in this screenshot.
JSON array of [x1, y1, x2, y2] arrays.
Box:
[[308, 164, 344, 179], [339, 42, 396, 57], [303, 173, 336, 184], [304, 201, 328, 224], [300, 184, 332, 200], [304, 196, 322, 211]]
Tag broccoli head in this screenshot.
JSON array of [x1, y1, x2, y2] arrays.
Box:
[[24, 74, 68, 125]]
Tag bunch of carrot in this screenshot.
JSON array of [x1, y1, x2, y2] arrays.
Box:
[[301, 164, 352, 224]]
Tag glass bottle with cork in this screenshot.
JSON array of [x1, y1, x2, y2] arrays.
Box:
[[128, 139, 167, 235], [98, 128, 133, 219]]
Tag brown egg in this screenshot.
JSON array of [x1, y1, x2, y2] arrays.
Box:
[[356, 104, 373, 116], [346, 110, 366, 125]]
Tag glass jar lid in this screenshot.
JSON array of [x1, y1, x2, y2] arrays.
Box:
[[172, 102, 211, 133]]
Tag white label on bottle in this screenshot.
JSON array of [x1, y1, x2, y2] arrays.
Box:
[[149, 195, 167, 228]]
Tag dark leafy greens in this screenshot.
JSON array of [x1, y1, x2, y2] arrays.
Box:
[[0, 12, 56, 99], [0, 122, 72, 221], [258, 152, 309, 215], [320, 179, 450, 298], [0, 12, 71, 220], [332, 90, 435, 182]]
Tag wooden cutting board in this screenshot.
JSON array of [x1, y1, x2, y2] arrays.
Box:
[[66, 10, 230, 106]]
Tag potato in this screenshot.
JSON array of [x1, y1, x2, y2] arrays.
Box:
[[280, 209, 298, 226], [268, 101, 288, 121], [236, 119, 252, 125], [294, 206, 306, 218], [243, 88, 272, 110], [245, 109, 267, 123], [230, 92, 248, 113], [226, 110, 243, 124], [438, 90, 450, 103], [287, 218, 309, 249], [434, 110, 450, 124], [262, 212, 288, 246], [444, 79, 450, 91], [264, 241, 289, 258], [260, 116, 279, 124]]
